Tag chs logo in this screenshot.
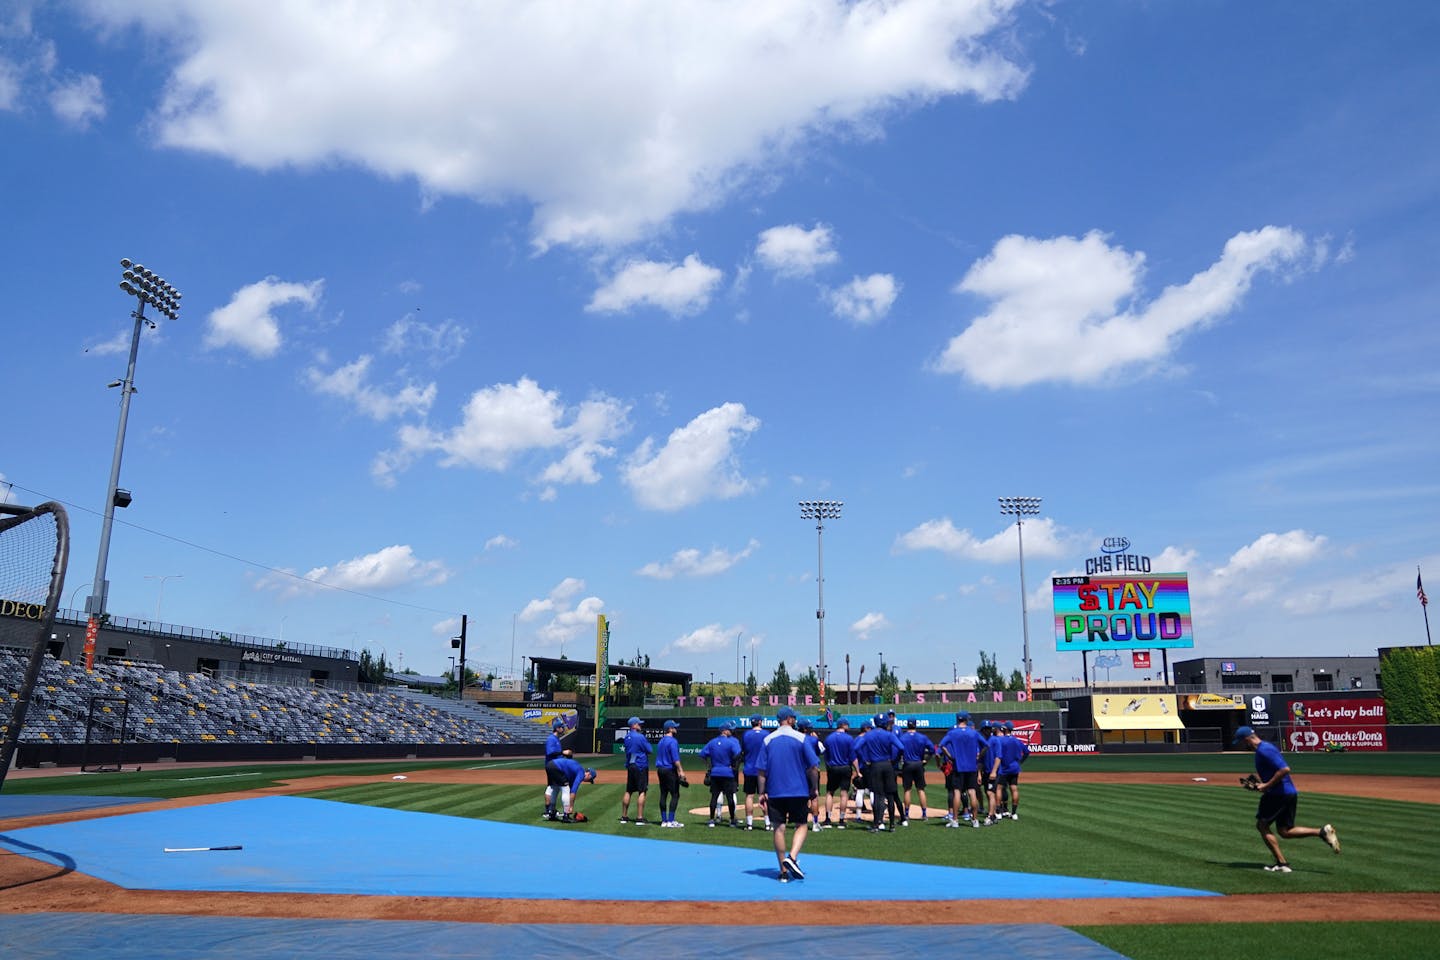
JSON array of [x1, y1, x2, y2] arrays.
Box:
[[1101, 537, 1131, 554]]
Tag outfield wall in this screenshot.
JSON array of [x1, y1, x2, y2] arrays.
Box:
[[15, 739, 538, 768]]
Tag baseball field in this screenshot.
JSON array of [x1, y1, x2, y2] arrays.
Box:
[[2, 750, 1437, 959]]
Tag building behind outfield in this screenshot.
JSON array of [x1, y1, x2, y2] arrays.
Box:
[[1171, 654, 1380, 695]]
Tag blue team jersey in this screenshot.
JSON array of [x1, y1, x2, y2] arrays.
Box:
[[1254, 740, 1296, 795], [741, 726, 769, 775], [553, 757, 588, 791], [544, 732, 564, 761], [623, 730, 654, 769], [899, 730, 934, 763], [823, 729, 856, 768], [656, 736, 680, 769], [997, 734, 1028, 775], [701, 734, 742, 775], [855, 727, 902, 765], [758, 726, 820, 798], [939, 725, 982, 772]]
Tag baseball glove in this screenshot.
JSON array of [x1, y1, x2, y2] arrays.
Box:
[[940, 760, 955, 777], [703, 772, 711, 787], [1240, 774, 1262, 791], [851, 774, 865, 791], [678, 776, 690, 788], [573, 811, 588, 823]]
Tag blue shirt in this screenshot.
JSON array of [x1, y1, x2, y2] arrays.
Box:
[[994, 734, 1028, 775], [1254, 739, 1296, 795], [553, 757, 589, 792], [758, 725, 820, 798], [823, 729, 856, 768], [700, 733, 742, 775], [805, 732, 825, 763], [544, 731, 564, 761], [938, 725, 982, 772], [624, 730, 654, 769], [741, 725, 769, 775], [899, 729, 935, 764], [855, 727, 902, 765], [656, 735, 681, 770]]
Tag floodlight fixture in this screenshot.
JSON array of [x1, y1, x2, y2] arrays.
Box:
[[799, 499, 844, 706], [998, 495, 1042, 700]]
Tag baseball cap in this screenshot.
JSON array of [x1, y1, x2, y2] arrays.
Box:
[[750, 714, 763, 725], [798, 719, 813, 732], [1233, 725, 1256, 744], [906, 718, 917, 728], [835, 716, 850, 727], [777, 705, 797, 721], [663, 719, 678, 730], [584, 767, 598, 782], [628, 716, 642, 727], [1003, 721, 1014, 731], [720, 719, 736, 731], [873, 713, 886, 727], [552, 718, 566, 729], [860, 718, 874, 730], [980, 720, 992, 729], [956, 710, 970, 722]]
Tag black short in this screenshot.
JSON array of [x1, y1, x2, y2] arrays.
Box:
[[901, 761, 926, 790], [996, 772, 1019, 787], [657, 767, 680, 795], [545, 760, 565, 787], [867, 760, 895, 797], [743, 773, 761, 796], [625, 767, 649, 793], [1257, 792, 1298, 831], [948, 770, 980, 793], [709, 773, 736, 797], [767, 795, 810, 826], [826, 767, 852, 794]]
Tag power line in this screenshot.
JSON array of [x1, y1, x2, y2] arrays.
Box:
[[5, 480, 458, 617]]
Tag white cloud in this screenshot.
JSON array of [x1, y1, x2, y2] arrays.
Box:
[[256, 544, 449, 597], [1203, 530, 1327, 603], [376, 377, 629, 487], [204, 277, 323, 358], [84, 328, 134, 356], [850, 611, 891, 640], [587, 255, 723, 315], [381, 314, 467, 364], [432, 616, 461, 638], [894, 516, 1069, 562], [755, 223, 839, 276], [829, 273, 899, 324], [935, 227, 1310, 388], [623, 402, 761, 511], [666, 623, 744, 656], [305, 355, 436, 421], [483, 534, 517, 551], [519, 577, 586, 622], [82, 3, 1027, 248], [519, 579, 603, 648], [637, 539, 760, 579], [48, 72, 104, 128], [0, 58, 20, 112]]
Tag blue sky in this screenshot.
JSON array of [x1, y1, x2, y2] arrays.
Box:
[[2, 1, 1436, 687]]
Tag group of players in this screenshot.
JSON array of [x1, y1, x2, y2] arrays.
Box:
[[587, 708, 1029, 832]]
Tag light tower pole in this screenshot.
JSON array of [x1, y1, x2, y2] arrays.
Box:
[[998, 496, 1042, 702], [86, 259, 181, 671], [799, 499, 842, 707]]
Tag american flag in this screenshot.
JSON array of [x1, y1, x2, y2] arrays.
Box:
[[1420, 571, 1430, 608]]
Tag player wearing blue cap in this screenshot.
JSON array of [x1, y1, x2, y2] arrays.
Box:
[[656, 719, 688, 827], [989, 721, 1029, 821], [542, 717, 571, 821], [1234, 726, 1340, 871], [620, 716, 654, 825], [741, 714, 769, 830], [797, 719, 827, 828], [551, 758, 598, 823], [979, 720, 1000, 823], [898, 718, 935, 825], [854, 712, 902, 831], [821, 716, 855, 829], [758, 706, 820, 882], [701, 720, 743, 827], [938, 711, 983, 828]]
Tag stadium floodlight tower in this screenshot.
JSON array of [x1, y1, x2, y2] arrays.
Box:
[[798, 499, 843, 707], [85, 260, 181, 666], [998, 496, 1041, 700]]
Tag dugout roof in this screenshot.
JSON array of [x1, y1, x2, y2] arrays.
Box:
[[528, 656, 692, 693]]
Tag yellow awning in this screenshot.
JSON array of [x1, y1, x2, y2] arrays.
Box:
[[1094, 712, 1186, 731]]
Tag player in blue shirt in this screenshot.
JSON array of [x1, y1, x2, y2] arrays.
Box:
[[992, 720, 1029, 821], [740, 714, 770, 830], [898, 718, 935, 825], [757, 706, 820, 882], [855, 712, 903, 831], [821, 716, 855, 829], [700, 720, 743, 827], [550, 759, 597, 823], [937, 711, 983, 828], [1234, 726, 1340, 871], [655, 719, 689, 828], [620, 716, 654, 825], [542, 717, 571, 821], [797, 719, 827, 828]]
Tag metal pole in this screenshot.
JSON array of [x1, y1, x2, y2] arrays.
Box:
[[1017, 515, 1031, 700], [816, 515, 825, 704]]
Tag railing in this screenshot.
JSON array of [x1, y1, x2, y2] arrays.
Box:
[[54, 609, 356, 662]]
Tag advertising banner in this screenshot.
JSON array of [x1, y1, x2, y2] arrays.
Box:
[[1181, 693, 1245, 711], [1286, 697, 1387, 751], [1132, 651, 1151, 669], [496, 706, 578, 730], [593, 614, 609, 752], [1091, 694, 1185, 730], [1053, 573, 1194, 651]]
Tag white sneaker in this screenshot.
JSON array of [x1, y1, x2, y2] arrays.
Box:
[[1265, 863, 1293, 873], [1011, 813, 1019, 821], [1322, 824, 1340, 854]]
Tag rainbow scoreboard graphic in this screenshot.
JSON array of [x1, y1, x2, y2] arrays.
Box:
[[1052, 573, 1194, 652]]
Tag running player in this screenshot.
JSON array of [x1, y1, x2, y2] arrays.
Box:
[[1235, 725, 1341, 871]]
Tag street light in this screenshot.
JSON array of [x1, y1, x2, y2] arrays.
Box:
[[86, 259, 182, 670], [799, 499, 842, 707], [144, 574, 183, 621], [998, 496, 1042, 701]]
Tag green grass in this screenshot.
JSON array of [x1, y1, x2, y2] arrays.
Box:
[[293, 777, 1438, 896], [1027, 751, 1440, 777], [1073, 922, 1440, 960]]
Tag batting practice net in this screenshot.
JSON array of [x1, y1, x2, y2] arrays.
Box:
[[0, 501, 70, 791]]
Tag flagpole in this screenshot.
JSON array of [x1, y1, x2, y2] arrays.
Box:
[[1421, 566, 1433, 646]]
